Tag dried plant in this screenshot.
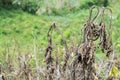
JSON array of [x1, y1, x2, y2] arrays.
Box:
[[16, 53, 33, 80], [99, 7, 113, 57], [70, 6, 114, 80], [44, 23, 70, 80]]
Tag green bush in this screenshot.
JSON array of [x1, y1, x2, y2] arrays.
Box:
[[10, 0, 109, 15], [13, 0, 39, 14]]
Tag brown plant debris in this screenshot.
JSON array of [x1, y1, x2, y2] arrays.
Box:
[[71, 6, 113, 80]]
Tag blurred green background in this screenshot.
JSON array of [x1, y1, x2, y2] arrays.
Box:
[[0, 0, 120, 66]]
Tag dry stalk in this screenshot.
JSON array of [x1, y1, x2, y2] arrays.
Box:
[[0, 63, 5, 80], [33, 32, 40, 80]]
